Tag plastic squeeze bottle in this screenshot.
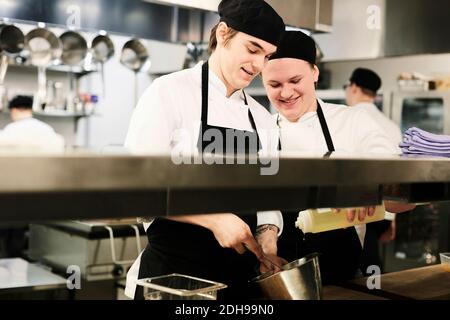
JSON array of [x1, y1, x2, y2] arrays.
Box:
[[295, 204, 387, 234]]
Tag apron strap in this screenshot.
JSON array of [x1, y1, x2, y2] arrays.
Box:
[[276, 101, 335, 155], [244, 90, 260, 138], [316, 100, 335, 153], [201, 60, 209, 129]]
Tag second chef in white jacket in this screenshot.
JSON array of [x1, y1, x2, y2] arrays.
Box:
[[259, 31, 413, 283]]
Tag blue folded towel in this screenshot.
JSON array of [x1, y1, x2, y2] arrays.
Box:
[[400, 127, 450, 157]]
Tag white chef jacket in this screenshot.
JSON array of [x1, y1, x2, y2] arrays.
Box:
[[0, 117, 65, 152], [277, 100, 399, 247], [124, 62, 282, 299], [352, 102, 402, 221], [353, 102, 402, 147]]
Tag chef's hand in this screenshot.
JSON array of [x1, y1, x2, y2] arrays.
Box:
[[332, 206, 376, 222], [255, 224, 288, 274], [168, 214, 268, 264], [384, 201, 416, 213], [206, 213, 265, 257], [379, 220, 396, 243], [258, 253, 288, 274]]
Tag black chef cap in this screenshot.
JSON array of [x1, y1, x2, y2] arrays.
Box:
[[349, 68, 382, 93], [218, 0, 285, 47], [269, 31, 316, 64], [9, 95, 33, 109]]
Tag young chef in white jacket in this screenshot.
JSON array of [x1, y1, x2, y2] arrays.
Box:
[[124, 0, 285, 300], [259, 31, 414, 283]]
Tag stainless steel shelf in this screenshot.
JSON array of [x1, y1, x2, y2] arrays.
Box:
[[0, 153, 449, 222], [8, 60, 97, 76], [0, 110, 96, 118]]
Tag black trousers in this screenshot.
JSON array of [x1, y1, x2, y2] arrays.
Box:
[[135, 215, 258, 300], [277, 212, 362, 285]]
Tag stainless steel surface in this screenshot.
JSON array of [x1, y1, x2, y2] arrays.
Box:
[[0, 258, 66, 291], [145, 0, 333, 33], [1, 154, 450, 192], [267, 0, 333, 32], [28, 222, 146, 281], [1, 154, 450, 222], [252, 253, 322, 300], [314, 0, 450, 61]]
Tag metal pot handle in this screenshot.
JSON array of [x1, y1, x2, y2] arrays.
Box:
[[103, 225, 142, 266], [0, 55, 8, 85], [36, 65, 47, 108]]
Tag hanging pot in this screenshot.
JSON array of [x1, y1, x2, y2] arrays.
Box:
[[25, 27, 62, 110], [59, 30, 88, 66], [91, 33, 114, 97], [0, 24, 25, 85], [59, 30, 88, 112], [120, 39, 150, 106]]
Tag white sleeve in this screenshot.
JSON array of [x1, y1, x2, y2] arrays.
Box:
[[257, 210, 283, 236], [124, 79, 178, 154]]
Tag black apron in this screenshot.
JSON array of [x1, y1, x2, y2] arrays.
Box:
[[135, 61, 261, 300], [276, 101, 363, 285]]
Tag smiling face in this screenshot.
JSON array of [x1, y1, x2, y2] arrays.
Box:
[[262, 58, 319, 122], [214, 23, 277, 93]]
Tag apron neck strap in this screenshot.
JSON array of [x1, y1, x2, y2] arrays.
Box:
[[276, 101, 335, 155], [316, 100, 335, 154]]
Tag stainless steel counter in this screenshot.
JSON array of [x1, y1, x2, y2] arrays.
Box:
[[1, 153, 450, 222]]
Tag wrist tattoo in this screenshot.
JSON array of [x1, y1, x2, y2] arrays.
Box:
[[256, 224, 279, 236]]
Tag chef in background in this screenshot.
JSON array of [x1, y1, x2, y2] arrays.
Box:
[[0, 95, 65, 259], [0, 95, 65, 151], [344, 68, 408, 274], [344, 68, 402, 143], [259, 31, 415, 283]]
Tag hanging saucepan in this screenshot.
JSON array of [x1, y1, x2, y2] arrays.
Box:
[[0, 23, 25, 111], [120, 39, 149, 106], [25, 27, 62, 110], [91, 33, 114, 97], [59, 31, 88, 112], [59, 30, 88, 66], [0, 24, 25, 85]]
